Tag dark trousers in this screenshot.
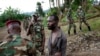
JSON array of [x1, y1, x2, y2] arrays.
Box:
[[68, 23, 76, 35], [79, 18, 91, 31]]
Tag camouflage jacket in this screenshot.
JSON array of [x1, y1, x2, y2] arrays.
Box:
[[27, 22, 45, 53], [27, 22, 44, 41], [33, 22, 44, 48], [77, 9, 85, 18], [67, 9, 74, 24], [0, 35, 34, 56], [67, 10, 72, 18]]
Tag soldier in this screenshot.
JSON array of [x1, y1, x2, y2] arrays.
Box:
[[27, 15, 45, 56], [27, 15, 36, 40], [67, 8, 76, 35], [47, 15, 67, 56], [0, 20, 35, 56], [77, 6, 91, 31]]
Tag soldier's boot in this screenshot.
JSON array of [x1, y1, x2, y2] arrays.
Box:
[[84, 21, 91, 31], [79, 26, 82, 31], [79, 21, 82, 31], [68, 31, 70, 36], [68, 24, 72, 35], [87, 26, 91, 31], [73, 25, 77, 35]]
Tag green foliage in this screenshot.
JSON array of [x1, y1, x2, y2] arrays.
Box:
[[0, 22, 4, 27], [47, 7, 58, 16], [61, 15, 67, 22], [63, 0, 93, 11], [86, 13, 94, 19], [42, 17, 47, 27], [63, 0, 70, 8], [0, 6, 29, 27], [82, 17, 100, 32], [91, 18, 100, 31], [86, 0, 94, 11]]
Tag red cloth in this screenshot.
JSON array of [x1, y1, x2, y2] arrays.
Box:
[[6, 20, 21, 27]]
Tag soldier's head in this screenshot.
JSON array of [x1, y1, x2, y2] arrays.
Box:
[[78, 6, 82, 10], [6, 20, 21, 35], [33, 15, 38, 22], [47, 15, 59, 30]]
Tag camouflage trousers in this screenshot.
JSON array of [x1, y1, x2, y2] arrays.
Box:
[[29, 35, 44, 56], [31, 45, 44, 56]]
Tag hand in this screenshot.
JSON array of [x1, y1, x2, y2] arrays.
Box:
[[39, 46, 44, 52], [54, 52, 61, 56]]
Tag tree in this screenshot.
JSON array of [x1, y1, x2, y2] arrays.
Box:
[[51, 0, 55, 7], [61, 0, 64, 5], [36, 2, 45, 17], [49, 0, 52, 10], [58, 0, 60, 11]]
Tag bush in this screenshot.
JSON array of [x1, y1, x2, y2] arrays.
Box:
[[83, 17, 100, 32], [0, 7, 29, 27], [47, 7, 58, 16], [0, 22, 4, 27]]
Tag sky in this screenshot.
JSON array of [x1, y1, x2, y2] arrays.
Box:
[[0, 0, 50, 13], [0, 0, 100, 13]]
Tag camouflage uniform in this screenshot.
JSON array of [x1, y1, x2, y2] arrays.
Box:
[[0, 35, 34, 56], [67, 8, 76, 35], [33, 21, 45, 56], [27, 18, 45, 56], [77, 7, 91, 31]]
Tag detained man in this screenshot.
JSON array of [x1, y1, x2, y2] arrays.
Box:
[[47, 15, 67, 56]]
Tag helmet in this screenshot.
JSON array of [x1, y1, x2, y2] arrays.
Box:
[[78, 6, 82, 9]]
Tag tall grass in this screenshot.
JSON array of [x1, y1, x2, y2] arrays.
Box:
[[82, 17, 100, 32]]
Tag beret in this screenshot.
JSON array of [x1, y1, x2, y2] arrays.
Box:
[[6, 20, 21, 27]]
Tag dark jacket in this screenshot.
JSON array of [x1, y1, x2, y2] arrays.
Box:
[[48, 29, 67, 56]]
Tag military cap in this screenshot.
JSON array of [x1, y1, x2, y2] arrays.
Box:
[[78, 6, 82, 9], [33, 14, 37, 17], [6, 20, 21, 28]]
